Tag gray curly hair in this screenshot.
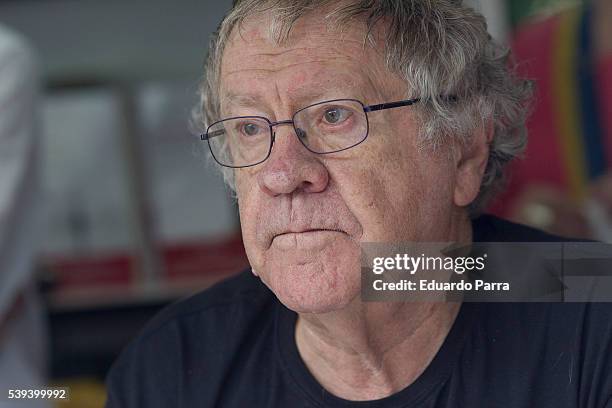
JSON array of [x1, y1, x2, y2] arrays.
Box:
[[192, 0, 532, 213]]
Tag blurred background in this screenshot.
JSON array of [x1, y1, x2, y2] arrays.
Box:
[[0, 0, 610, 406]]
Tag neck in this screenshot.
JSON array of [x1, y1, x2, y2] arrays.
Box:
[[296, 302, 461, 400], [294, 209, 471, 401]]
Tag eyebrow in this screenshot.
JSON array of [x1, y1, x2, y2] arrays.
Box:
[[221, 86, 366, 114], [221, 93, 264, 110]]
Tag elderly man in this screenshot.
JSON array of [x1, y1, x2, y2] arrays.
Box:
[[106, 1, 612, 407]]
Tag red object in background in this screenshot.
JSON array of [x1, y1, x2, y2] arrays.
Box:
[[488, 14, 567, 216], [162, 234, 249, 280], [488, 13, 612, 217], [44, 234, 249, 301], [45, 253, 135, 288]]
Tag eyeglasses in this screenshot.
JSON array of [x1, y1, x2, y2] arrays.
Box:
[[201, 97, 420, 168]]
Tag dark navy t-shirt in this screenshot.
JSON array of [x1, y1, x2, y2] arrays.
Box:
[[105, 215, 612, 407]]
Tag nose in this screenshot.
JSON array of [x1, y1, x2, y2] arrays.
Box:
[[257, 123, 329, 196]]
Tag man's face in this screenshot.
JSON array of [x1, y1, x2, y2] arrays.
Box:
[[219, 13, 459, 313]]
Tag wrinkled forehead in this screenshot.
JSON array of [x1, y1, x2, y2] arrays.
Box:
[[218, 11, 400, 110]]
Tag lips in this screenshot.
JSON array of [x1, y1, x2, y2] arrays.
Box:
[[273, 228, 345, 239], [271, 228, 348, 250]]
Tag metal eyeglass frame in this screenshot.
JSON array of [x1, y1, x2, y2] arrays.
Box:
[[201, 97, 421, 168]]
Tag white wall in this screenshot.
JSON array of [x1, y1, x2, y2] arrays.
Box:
[[0, 0, 510, 82], [0, 0, 233, 82]]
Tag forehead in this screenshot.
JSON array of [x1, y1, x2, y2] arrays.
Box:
[[219, 12, 402, 108]]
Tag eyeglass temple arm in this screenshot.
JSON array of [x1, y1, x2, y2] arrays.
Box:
[[201, 129, 225, 141], [364, 98, 421, 112], [363, 95, 458, 113]]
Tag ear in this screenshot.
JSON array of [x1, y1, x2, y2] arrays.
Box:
[[453, 120, 493, 207]]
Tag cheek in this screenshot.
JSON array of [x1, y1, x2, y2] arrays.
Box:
[[235, 171, 264, 265], [327, 146, 417, 238], [328, 141, 453, 241]]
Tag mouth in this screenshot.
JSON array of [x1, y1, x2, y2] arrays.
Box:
[[271, 228, 347, 250], [273, 228, 345, 239]]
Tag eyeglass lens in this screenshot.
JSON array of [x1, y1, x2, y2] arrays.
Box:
[[206, 99, 368, 168]]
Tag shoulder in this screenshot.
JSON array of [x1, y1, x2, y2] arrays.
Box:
[[137, 269, 272, 337], [478, 302, 612, 333], [118, 270, 275, 355], [470, 302, 612, 405], [105, 270, 277, 406], [472, 214, 577, 242], [480, 302, 612, 375]]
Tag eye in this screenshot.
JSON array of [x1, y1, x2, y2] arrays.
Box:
[[323, 107, 351, 124], [239, 122, 264, 137]]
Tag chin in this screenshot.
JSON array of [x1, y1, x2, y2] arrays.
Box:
[[246, 232, 362, 313], [261, 255, 361, 314]]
